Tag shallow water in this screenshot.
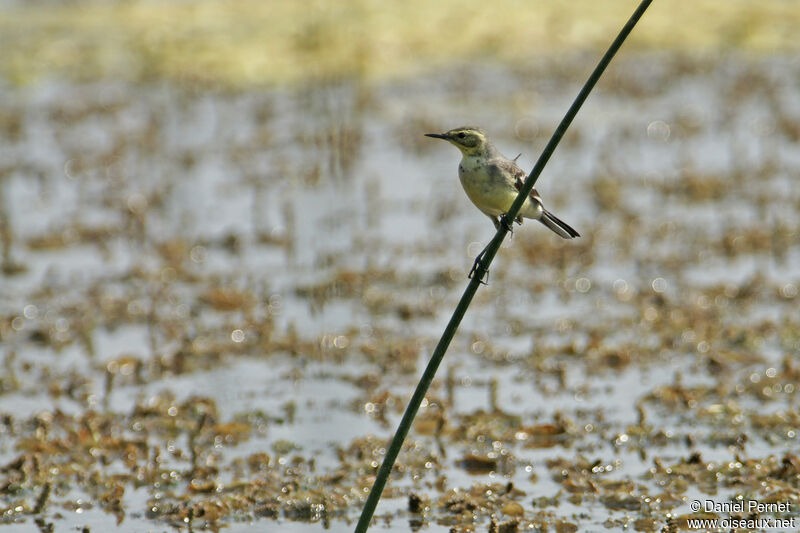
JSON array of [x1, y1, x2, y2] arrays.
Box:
[[1, 52, 800, 532]]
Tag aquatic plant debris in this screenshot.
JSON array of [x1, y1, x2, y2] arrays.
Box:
[[1, 52, 800, 531]]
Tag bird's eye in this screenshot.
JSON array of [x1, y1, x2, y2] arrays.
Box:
[[457, 133, 465, 139]]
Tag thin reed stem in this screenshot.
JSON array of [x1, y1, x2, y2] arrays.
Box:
[[354, 2, 653, 531]]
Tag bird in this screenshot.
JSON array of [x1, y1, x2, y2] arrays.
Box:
[[425, 126, 579, 239]]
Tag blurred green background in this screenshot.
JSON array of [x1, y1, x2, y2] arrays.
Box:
[[1, 0, 797, 87]]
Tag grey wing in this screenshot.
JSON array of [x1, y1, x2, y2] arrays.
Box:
[[489, 158, 527, 189], [491, 158, 537, 225], [509, 165, 543, 204]]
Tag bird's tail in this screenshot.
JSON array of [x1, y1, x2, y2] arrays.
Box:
[[538, 209, 580, 239]]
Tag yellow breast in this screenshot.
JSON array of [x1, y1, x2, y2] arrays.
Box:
[[458, 157, 517, 216]]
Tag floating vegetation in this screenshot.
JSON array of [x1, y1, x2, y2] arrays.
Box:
[[1, 50, 800, 532]]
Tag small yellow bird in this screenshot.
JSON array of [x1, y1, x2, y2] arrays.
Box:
[[426, 126, 579, 239]]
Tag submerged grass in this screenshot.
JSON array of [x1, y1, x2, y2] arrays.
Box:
[[2, 2, 800, 532], [0, 0, 799, 87], [2, 50, 800, 531]]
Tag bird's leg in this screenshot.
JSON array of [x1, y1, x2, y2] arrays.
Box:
[[489, 214, 514, 236], [468, 242, 491, 285], [469, 214, 515, 283], [500, 214, 514, 235]]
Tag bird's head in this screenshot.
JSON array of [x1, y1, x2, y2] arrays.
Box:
[[425, 126, 490, 156]]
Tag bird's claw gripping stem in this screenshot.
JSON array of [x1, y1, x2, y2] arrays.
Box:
[[468, 245, 490, 285], [500, 215, 514, 235]]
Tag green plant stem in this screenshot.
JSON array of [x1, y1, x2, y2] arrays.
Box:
[[354, 1, 653, 531]]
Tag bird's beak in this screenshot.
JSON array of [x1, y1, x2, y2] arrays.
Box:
[[424, 132, 448, 140]]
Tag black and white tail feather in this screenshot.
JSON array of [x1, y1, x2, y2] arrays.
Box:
[[539, 209, 580, 239]]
